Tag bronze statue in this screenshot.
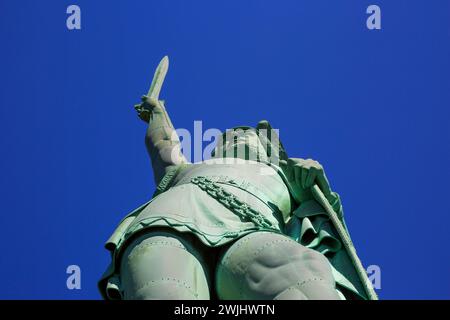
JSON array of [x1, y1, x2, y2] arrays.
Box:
[[98, 56, 377, 300]]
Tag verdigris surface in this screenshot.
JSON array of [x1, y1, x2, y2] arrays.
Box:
[[99, 57, 377, 300]]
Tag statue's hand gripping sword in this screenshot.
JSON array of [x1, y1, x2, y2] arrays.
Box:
[[134, 56, 169, 123]]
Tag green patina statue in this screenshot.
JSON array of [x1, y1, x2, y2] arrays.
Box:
[[98, 56, 377, 300]]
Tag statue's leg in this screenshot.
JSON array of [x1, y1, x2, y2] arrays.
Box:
[[119, 228, 210, 300], [215, 231, 340, 300]]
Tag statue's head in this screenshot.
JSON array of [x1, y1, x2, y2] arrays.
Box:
[[211, 120, 287, 165]]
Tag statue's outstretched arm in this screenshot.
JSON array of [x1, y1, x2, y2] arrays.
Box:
[[134, 56, 188, 184]]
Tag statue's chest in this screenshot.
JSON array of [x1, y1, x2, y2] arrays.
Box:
[[173, 161, 292, 220]]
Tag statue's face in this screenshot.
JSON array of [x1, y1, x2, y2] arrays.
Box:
[[213, 127, 269, 162]]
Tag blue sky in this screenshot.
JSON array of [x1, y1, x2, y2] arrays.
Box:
[[0, 0, 449, 299]]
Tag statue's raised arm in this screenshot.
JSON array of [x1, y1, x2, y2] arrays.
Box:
[[134, 56, 188, 184]]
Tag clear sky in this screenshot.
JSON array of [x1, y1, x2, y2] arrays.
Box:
[[0, 0, 449, 299]]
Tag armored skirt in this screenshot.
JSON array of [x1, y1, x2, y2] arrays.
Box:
[[98, 159, 367, 300]]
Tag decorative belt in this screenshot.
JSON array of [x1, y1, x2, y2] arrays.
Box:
[[190, 176, 277, 230]]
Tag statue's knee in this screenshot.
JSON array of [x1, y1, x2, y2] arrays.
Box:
[[293, 248, 335, 284], [269, 245, 336, 291], [249, 233, 333, 282], [271, 247, 339, 300], [216, 232, 338, 299]]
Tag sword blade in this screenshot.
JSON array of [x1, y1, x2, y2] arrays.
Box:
[[147, 55, 169, 100]]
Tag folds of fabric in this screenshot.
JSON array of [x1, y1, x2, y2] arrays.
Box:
[[287, 199, 368, 299]]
